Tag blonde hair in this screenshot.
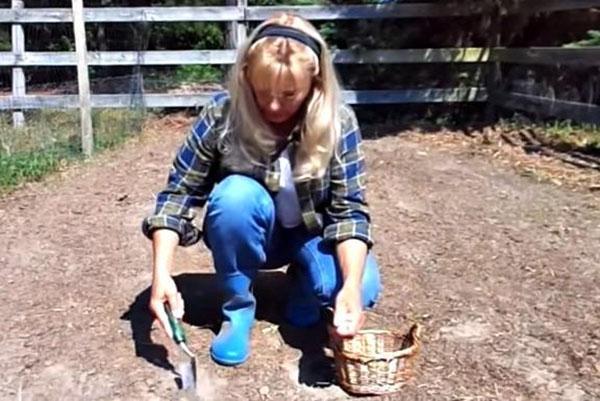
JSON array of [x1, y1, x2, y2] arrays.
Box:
[[226, 13, 342, 180]]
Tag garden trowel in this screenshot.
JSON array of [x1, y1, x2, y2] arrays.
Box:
[[165, 304, 198, 392]]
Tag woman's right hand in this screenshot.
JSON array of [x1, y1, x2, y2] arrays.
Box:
[[149, 272, 184, 339], [149, 229, 184, 339]]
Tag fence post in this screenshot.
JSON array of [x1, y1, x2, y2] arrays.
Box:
[[227, 0, 247, 49], [11, 0, 25, 128], [72, 0, 94, 157], [484, 5, 502, 123]]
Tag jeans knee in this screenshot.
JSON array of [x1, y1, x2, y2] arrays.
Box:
[[295, 239, 381, 308], [204, 175, 274, 270], [205, 174, 274, 235]]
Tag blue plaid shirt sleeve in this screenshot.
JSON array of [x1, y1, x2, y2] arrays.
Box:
[[323, 105, 373, 248], [141, 94, 226, 246]]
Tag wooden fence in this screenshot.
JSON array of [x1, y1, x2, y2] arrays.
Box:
[[1, 1, 600, 154]]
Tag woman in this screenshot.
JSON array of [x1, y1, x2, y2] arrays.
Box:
[[142, 13, 381, 367]]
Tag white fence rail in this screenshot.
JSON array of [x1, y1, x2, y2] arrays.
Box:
[[0, 88, 489, 110], [3, 47, 600, 67], [2, 1, 600, 23]]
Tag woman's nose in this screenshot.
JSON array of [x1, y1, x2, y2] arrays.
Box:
[[269, 99, 281, 113]]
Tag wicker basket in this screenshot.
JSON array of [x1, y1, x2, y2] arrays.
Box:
[[328, 323, 422, 396]]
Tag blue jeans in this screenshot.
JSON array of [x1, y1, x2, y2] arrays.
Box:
[[203, 174, 381, 310]]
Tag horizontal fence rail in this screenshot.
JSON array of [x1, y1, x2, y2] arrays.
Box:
[[2, 1, 600, 23], [490, 91, 600, 125], [504, 0, 600, 14], [491, 47, 600, 66], [244, 4, 490, 20], [0, 7, 242, 23], [0, 88, 488, 109], [0, 48, 494, 67], [3, 47, 600, 67]]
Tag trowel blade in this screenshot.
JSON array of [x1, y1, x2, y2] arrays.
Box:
[[178, 357, 197, 391]]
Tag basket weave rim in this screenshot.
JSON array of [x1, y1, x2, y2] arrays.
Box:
[[332, 327, 421, 363]]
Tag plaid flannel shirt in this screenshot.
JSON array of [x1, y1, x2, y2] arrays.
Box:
[[142, 92, 373, 248]]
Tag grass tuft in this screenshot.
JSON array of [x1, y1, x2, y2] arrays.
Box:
[[0, 108, 145, 194]]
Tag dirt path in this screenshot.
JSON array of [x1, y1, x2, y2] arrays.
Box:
[[0, 118, 598, 401]]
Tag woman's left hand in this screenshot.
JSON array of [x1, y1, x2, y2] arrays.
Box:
[[333, 284, 365, 337]]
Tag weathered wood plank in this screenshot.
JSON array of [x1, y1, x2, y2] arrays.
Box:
[[492, 47, 600, 66], [246, 3, 490, 20], [226, 0, 247, 49], [509, 0, 600, 14], [0, 88, 488, 109], [2, 2, 598, 24], [0, 7, 243, 23], [0, 94, 215, 109], [0, 3, 492, 24], [0, 4, 483, 24], [490, 91, 600, 125], [333, 48, 490, 64], [11, 0, 25, 128], [342, 88, 488, 104], [6, 47, 600, 68], [0, 8, 71, 23], [83, 50, 236, 65], [0, 48, 492, 67], [72, 0, 94, 157], [0, 95, 78, 109], [0, 50, 236, 66], [8, 47, 597, 68], [85, 6, 243, 22]]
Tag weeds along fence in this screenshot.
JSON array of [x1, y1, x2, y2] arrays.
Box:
[[0, 0, 599, 156]]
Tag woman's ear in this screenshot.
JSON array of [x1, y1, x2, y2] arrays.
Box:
[[311, 74, 323, 91], [313, 59, 321, 77], [241, 63, 249, 81]]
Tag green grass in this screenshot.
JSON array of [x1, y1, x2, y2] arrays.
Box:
[[0, 108, 145, 194], [173, 65, 223, 84], [543, 120, 600, 151], [500, 118, 600, 152]]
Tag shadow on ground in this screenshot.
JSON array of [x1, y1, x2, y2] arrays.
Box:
[[121, 270, 335, 388]]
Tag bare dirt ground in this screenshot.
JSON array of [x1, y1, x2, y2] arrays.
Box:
[[0, 115, 598, 401]]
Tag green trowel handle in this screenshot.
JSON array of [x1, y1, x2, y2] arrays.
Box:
[[165, 304, 187, 344]]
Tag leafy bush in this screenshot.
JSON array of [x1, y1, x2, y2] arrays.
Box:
[[564, 30, 600, 48], [0, 26, 10, 52], [173, 65, 223, 84]]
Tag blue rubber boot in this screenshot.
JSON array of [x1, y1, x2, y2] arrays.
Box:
[[210, 274, 256, 366], [203, 175, 275, 366]]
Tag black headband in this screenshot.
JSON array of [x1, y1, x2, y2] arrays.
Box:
[[252, 25, 322, 58]]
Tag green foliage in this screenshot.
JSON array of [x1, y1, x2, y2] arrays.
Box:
[[500, 118, 600, 151], [151, 22, 224, 51], [93, 109, 147, 150], [0, 111, 75, 191], [173, 65, 223, 84], [0, 149, 70, 190], [0, 27, 10, 52], [0, 109, 145, 193], [318, 22, 337, 46], [25, 25, 74, 51], [564, 30, 600, 48], [543, 120, 600, 150]]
